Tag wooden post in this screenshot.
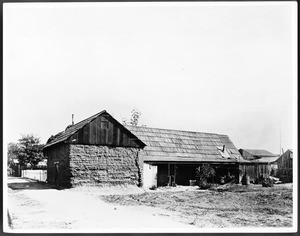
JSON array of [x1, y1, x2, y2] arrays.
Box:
[[168, 163, 171, 186], [173, 164, 177, 186]]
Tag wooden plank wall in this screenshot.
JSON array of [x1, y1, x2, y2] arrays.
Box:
[[66, 114, 142, 148], [276, 150, 293, 182], [277, 151, 293, 170], [239, 163, 270, 181]]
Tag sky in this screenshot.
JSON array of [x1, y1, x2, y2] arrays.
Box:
[[3, 2, 297, 154]]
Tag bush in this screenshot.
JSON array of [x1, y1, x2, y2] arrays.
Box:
[[225, 173, 236, 183], [254, 175, 264, 184], [196, 164, 215, 189], [262, 177, 274, 187], [198, 182, 212, 189]]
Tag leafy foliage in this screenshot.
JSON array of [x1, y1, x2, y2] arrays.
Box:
[[122, 109, 144, 126], [196, 164, 216, 189], [262, 177, 274, 187], [9, 134, 44, 168], [7, 142, 20, 167]]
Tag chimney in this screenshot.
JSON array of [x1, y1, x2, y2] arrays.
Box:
[[72, 114, 74, 125], [222, 145, 225, 152]]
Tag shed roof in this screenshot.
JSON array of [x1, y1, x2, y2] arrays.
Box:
[[249, 156, 279, 164], [125, 125, 243, 163], [240, 149, 277, 157]]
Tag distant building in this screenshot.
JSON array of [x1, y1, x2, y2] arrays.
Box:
[[276, 149, 293, 183], [238, 149, 278, 160], [238, 149, 279, 181], [10, 159, 21, 177]]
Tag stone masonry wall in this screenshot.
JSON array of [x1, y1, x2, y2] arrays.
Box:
[[45, 144, 71, 187], [69, 144, 143, 187]]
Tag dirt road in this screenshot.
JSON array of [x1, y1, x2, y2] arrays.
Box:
[[6, 177, 196, 232]]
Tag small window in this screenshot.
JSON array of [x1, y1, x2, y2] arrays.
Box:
[[101, 121, 109, 129]]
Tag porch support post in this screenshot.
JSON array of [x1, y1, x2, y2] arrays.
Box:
[[174, 164, 177, 185], [168, 163, 171, 186]]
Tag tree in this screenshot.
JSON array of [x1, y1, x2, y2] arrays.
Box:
[[122, 108, 145, 126], [15, 134, 44, 168], [7, 142, 20, 168]]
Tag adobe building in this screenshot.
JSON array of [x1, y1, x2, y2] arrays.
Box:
[[44, 110, 247, 188], [43, 110, 146, 187]]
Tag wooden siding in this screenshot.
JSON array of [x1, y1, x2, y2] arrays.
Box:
[[239, 163, 271, 182], [276, 150, 293, 182], [65, 114, 141, 148], [277, 150, 293, 169]]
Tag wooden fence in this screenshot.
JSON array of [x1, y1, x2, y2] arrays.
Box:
[[22, 169, 47, 182]]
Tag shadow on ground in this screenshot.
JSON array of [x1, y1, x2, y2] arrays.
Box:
[[8, 179, 55, 190]]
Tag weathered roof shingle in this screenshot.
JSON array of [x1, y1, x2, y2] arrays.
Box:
[[241, 149, 277, 157], [126, 125, 243, 163]]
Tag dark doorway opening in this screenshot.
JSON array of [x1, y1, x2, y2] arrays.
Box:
[[176, 165, 198, 185], [156, 163, 239, 187]]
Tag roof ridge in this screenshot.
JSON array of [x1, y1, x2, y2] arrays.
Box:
[[242, 148, 271, 151], [66, 110, 106, 129], [125, 124, 228, 136], [44, 110, 107, 148]]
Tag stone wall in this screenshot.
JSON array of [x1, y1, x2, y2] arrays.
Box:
[[45, 144, 71, 187], [69, 144, 143, 187]]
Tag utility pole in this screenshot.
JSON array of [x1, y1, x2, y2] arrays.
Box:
[[279, 123, 282, 155]]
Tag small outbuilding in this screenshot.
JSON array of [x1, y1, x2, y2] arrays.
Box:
[[276, 149, 293, 183], [238, 149, 279, 182], [238, 149, 278, 160]]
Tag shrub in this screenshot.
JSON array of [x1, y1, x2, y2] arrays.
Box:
[[262, 177, 274, 187], [254, 175, 264, 184], [196, 164, 215, 189], [198, 182, 212, 189], [225, 173, 236, 183]]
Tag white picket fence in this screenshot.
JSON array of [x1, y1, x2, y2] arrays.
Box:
[[22, 169, 47, 182]]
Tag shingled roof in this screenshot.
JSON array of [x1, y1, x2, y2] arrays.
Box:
[[249, 156, 279, 163], [125, 125, 243, 163], [241, 149, 277, 157]]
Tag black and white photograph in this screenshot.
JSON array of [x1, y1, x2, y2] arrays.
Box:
[[3, 1, 297, 233]]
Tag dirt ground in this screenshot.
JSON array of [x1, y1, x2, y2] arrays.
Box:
[[6, 177, 195, 232], [6, 177, 293, 231], [100, 184, 293, 228]]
